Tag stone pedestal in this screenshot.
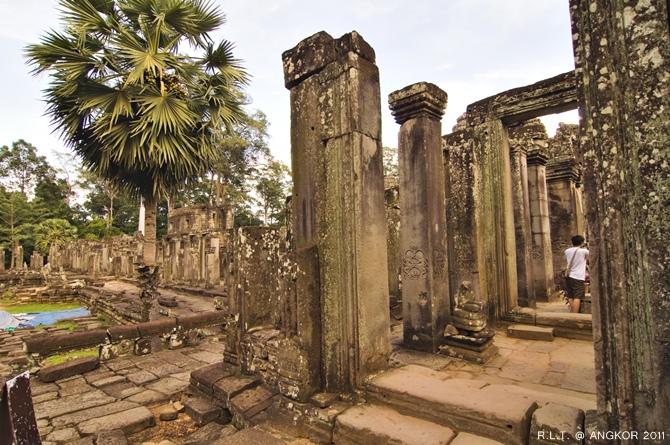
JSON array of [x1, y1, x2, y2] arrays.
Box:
[[283, 31, 390, 393], [389, 82, 450, 353], [439, 282, 497, 363]]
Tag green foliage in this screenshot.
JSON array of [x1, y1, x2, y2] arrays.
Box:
[[0, 300, 81, 314], [255, 159, 291, 227], [0, 140, 52, 195], [41, 348, 98, 367], [37, 320, 78, 331], [34, 219, 77, 254], [383, 146, 399, 177], [78, 170, 139, 235], [0, 189, 33, 265], [25, 0, 249, 204], [79, 218, 124, 240]]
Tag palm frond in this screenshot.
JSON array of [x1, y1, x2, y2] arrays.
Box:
[[58, 0, 111, 35]]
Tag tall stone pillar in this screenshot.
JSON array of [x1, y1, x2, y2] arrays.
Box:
[[526, 147, 554, 302], [0, 246, 4, 270], [283, 31, 390, 393], [547, 156, 584, 278], [389, 82, 449, 353], [384, 176, 401, 305], [570, 0, 670, 434], [508, 123, 535, 309]]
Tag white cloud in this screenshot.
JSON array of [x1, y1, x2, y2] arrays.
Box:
[[1, 0, 578, 163]]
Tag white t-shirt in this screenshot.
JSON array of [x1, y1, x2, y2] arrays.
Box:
[[565, 247, 589, 280]]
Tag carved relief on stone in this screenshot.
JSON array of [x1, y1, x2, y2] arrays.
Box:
[[402, 249, 428, 280], [433, 248, 447, 278], [417, 291, 429, 307]]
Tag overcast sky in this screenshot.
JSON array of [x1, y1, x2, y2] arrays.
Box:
[[0, 0, 578, 167]]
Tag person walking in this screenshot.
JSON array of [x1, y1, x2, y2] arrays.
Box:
[[565, 235, 589, 313]]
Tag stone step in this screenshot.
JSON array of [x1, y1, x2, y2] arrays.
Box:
[[190, 361, 236, 397], [229, 383, 277, 429], [366, 365, 537, 445], [333, 403, 456, 445], [506, 325, 554, 342], [183, 396, 227, 426], [535, 312, 592, 341]]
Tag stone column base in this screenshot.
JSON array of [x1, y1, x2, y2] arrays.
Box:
[[438, 342, 499, 364]]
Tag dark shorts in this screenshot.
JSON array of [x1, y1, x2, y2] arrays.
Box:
[[566, 277, 585, 300]]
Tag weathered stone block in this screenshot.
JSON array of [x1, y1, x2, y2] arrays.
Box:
[[25, 330, 108, 355], [507, 325, 554, 342], [136, 319, 177, 337], [96, 429, 128, 445], [190, 362, 235, 394], [212, 375, 261, 404], [77, 406, 155, 436], [334, 404, 456, 445], [100, 339, 134, 361], [183, 397, 224, 426], [529, 403, 584, 445], [108, 325, 140, 341], [178, 311, 228, 330], [38, 356, 100, 383]]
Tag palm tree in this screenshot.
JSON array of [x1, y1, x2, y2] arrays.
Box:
[[34, 218, 78, 255], [26, 0, 248, 264]]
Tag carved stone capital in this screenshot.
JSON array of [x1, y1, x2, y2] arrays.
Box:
[[389, 82, 448, 124], [547, 155, 582, 184], [526, 147, 550, 166]]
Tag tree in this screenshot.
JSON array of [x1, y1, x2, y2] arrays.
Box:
[[0, 140, 52, 196], [34, 219, 77, 254], [0, 189, 31, 268], [255, 158, 290, 227], [26, 0, 248, 264], [32, 175, 73, 221], [210, 110, 271, 206], [383, 146, 399, 178]]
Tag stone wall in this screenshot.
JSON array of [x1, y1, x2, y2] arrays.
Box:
[[23, 311, 229, 365], [570, 0, 670, 433], [48, 234, 144, 279], [546, 123, 584, 292], [163, 204, 233, 288]]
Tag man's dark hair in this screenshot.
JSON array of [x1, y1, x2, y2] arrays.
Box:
[[572, 235, 585, 246]]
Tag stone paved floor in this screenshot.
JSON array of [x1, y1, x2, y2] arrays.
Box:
[[30, 337, 227, 444], [1, 281, 598, 444], [390, 322, 597, 413]]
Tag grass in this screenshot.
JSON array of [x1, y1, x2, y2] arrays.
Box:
[[41, 348, 99, 367], [36, 321, 79, 331], [0, 299, 81, 314]]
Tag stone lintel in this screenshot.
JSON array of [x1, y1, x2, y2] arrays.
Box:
[[282, 31, 375, 89], [466, 71, 577, 125], [547, 156, 581, 184], [388, 82, 448, 124], [526, 148, 550, 166]]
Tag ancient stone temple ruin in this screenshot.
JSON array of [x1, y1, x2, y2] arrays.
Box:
[[4, 1, 668, 443]]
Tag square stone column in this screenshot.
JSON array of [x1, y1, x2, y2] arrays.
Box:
[[508, 124, 535, 309], [389, 82, 450, 353], [571, 0, 670, 433], [526, 148, 554, 302], [547, 156, 584, 280], [283, 31, 390, 393]]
